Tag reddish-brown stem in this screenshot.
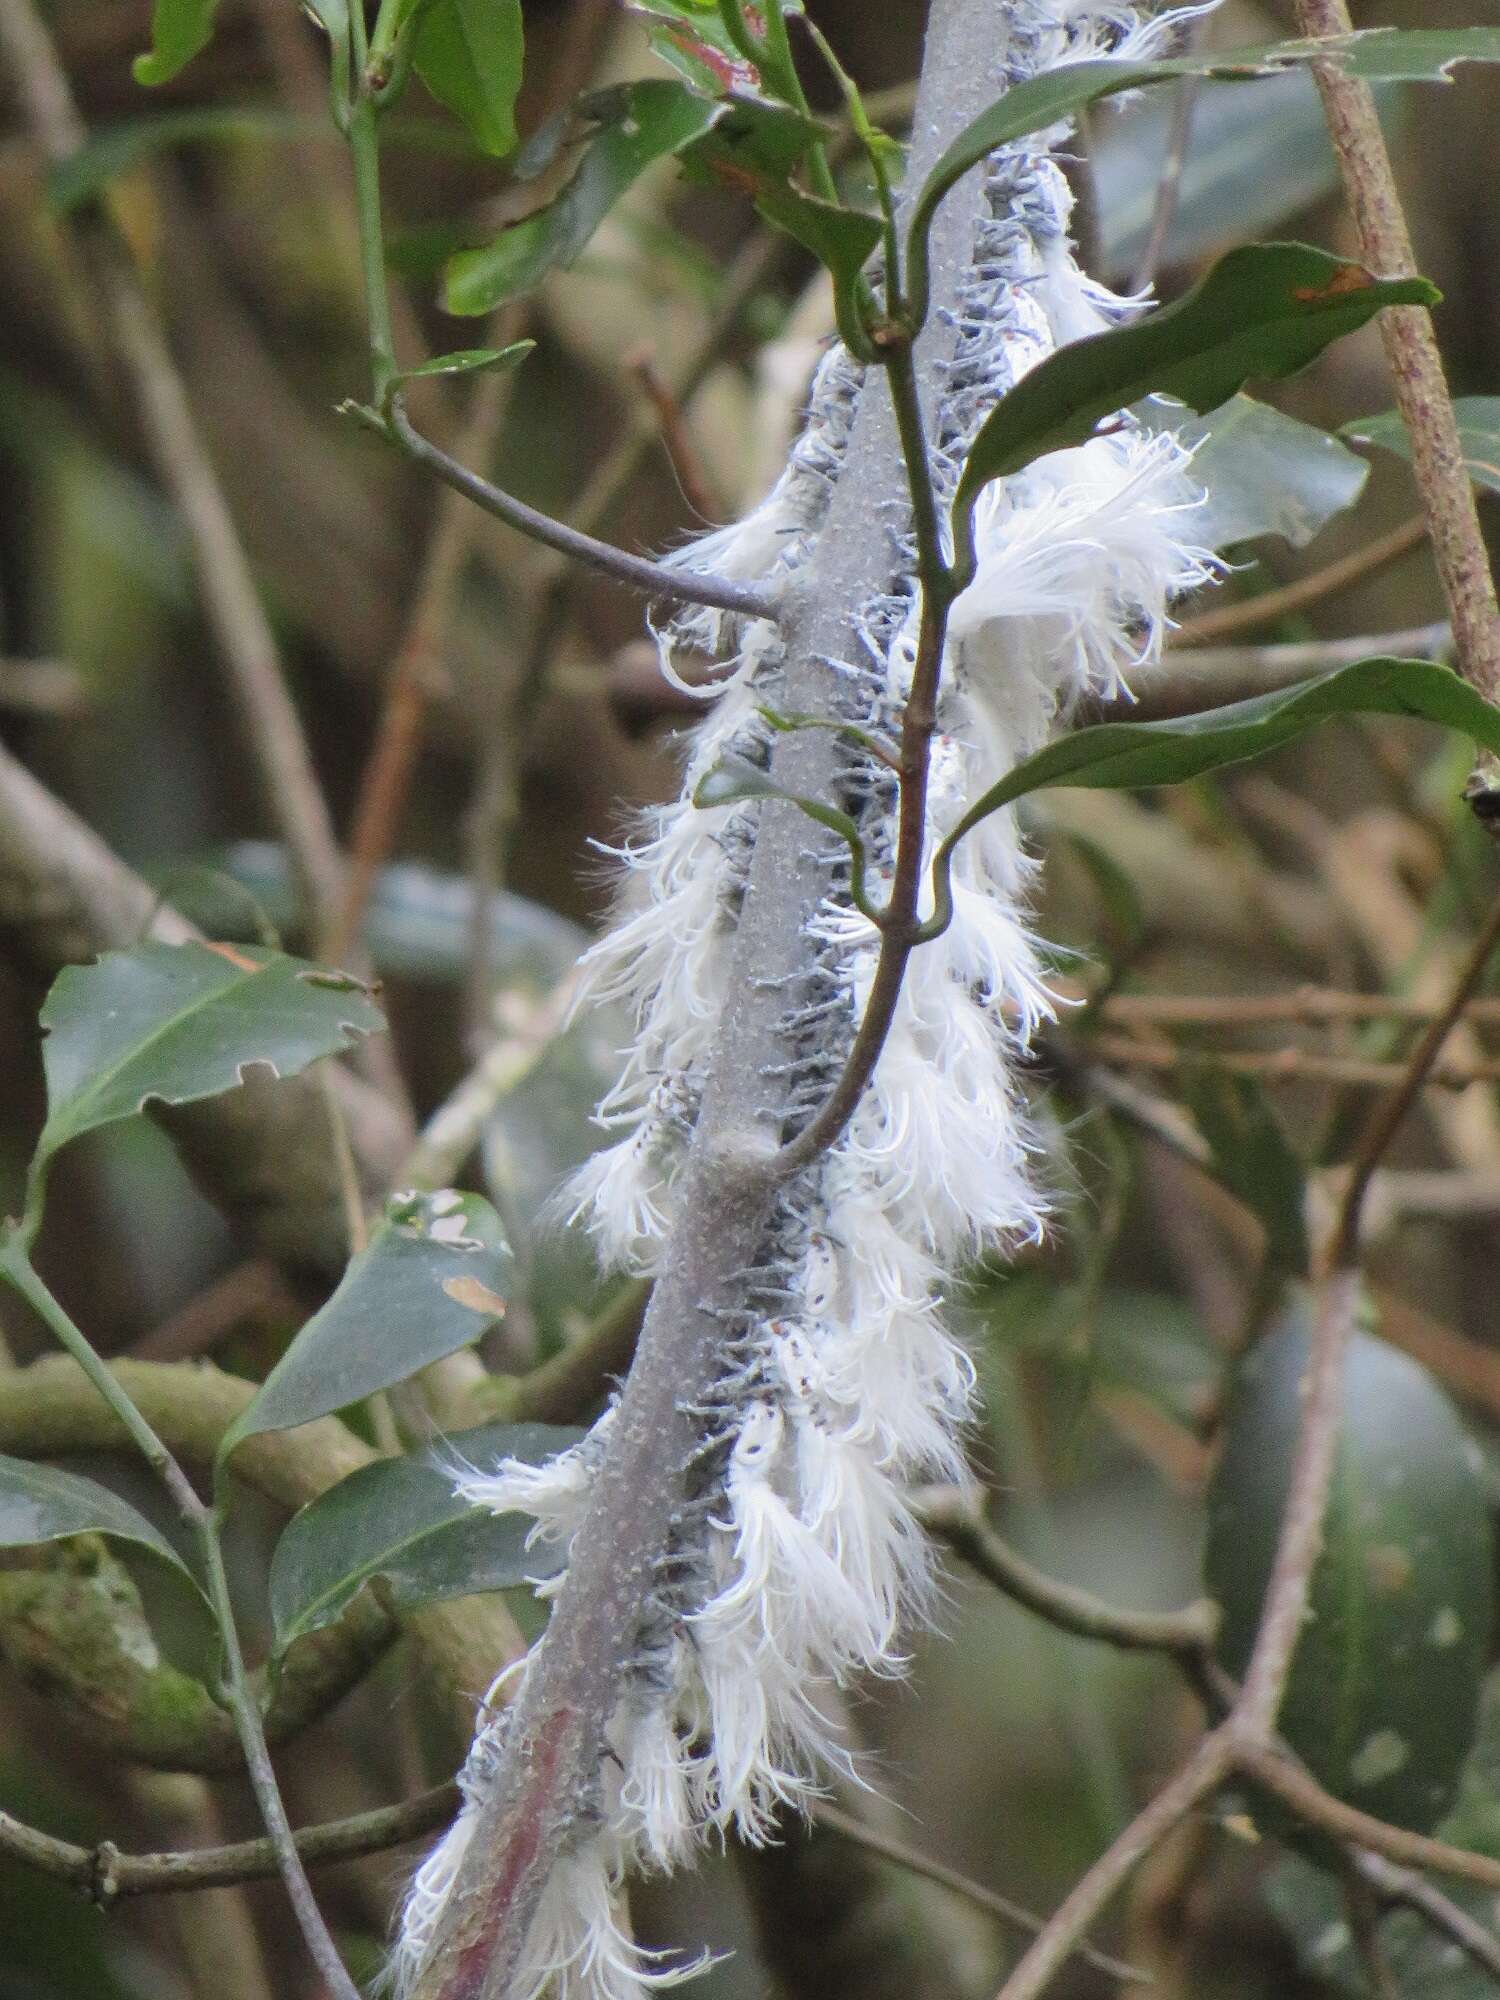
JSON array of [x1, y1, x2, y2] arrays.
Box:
[[1293, 0, 1500, 725]]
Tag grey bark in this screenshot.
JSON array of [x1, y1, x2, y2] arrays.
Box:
[[406, 5, 1018, 1997]]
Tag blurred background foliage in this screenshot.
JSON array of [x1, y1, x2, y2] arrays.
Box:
[[5, 0, 1500, 1996]]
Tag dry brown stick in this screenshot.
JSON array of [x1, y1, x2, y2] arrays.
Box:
[[0, 0, 346, 949], [330, 355, 522, 966], [809, 1800, 1143, 1986], [1293, 0, 1500, 726], [0, 1780, 459, 1900], [916, 1485, 1217, 1664], [1360, 1852, 1500, 1983], [1095, 986, 1500, 1028], [1081, 1029, 1500, 1090], [994, 1731, 1237, 2000], [626, 347, 725, 524], [1173, 514, 1428, 646], [1331, 887, 1500, 1267]]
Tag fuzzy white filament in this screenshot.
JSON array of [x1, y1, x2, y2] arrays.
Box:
[[393, 4, 1221, 1994]]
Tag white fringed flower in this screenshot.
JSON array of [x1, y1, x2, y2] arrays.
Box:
[[395, 5, 1229, 1994]]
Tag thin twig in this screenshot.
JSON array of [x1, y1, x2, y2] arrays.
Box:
[[915, 1486, 1216, 1663], [1081, 1029, 1500, 1091], [1331, 888, 1500, 1268], [810, 1799, 1144, 1985], [1094, 986, 1500, 1029], [1293, 0, 1500, 733], [626, 346, 725, 524], [330, 355, 521, 966], [385, 398, 779, 622], [1130, 73, 1202, 294], [0, 1781, 458, 1900], [0, 0, 347, 947], [1173, 514, 1428, 646], [1359, 1851, 1500, 1984], [993, 1732, 1236, 2000]]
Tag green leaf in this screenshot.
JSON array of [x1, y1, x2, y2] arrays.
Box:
[[953, 244, 1435, 560], [631, 2, 762, 94], [1343, 396, 1500, 496], [133, 0, 222, 85], [924, 659, 1500, 941], [1207, 1296, 1494, 1834], [906, 29, 1500, 313], [1143, 394, 1369, 550], [393, 340, 535, 389], [413, 0, 525, 158], [0, 1455, 188, 1576], [445, 79, 723, 314], [36, 942, 384, 1168], [1095, 68, 1347, 284], [1183, 1071, 1308, 1276], [268, 1423, 581, 1649], [219, 1190, 514, 1466]]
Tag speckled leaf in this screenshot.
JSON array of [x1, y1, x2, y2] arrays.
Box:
[[268, 1423, 581, 1650], [0, 1456, 188, 1576], [1343, 397, 1500, 496], [37, 942, 384, 1166], [1207, 1296, 1494, 1834], [218, 1190, 513, 1466]]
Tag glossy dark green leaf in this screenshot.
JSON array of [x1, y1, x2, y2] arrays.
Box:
[[1144, 394, 1369, 550], [218, 1190, 514, 1466], [1207, 1297, 1494, 1833], [445, 79, 722, 314], [37, 942, 384, 1167], [1343, 396, 1500, 497], [133, 0, 223, 85], [413, 0, 525, 158], [268, 1423, 582, 1649], [1184, 1071, 1308, 1276], [0, 1456, 187, 1575], [924, 659, 1500, 940], [394, 340, 535, 389], [907, 29, 1500, 313], [953, 245, 1435, 557]]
